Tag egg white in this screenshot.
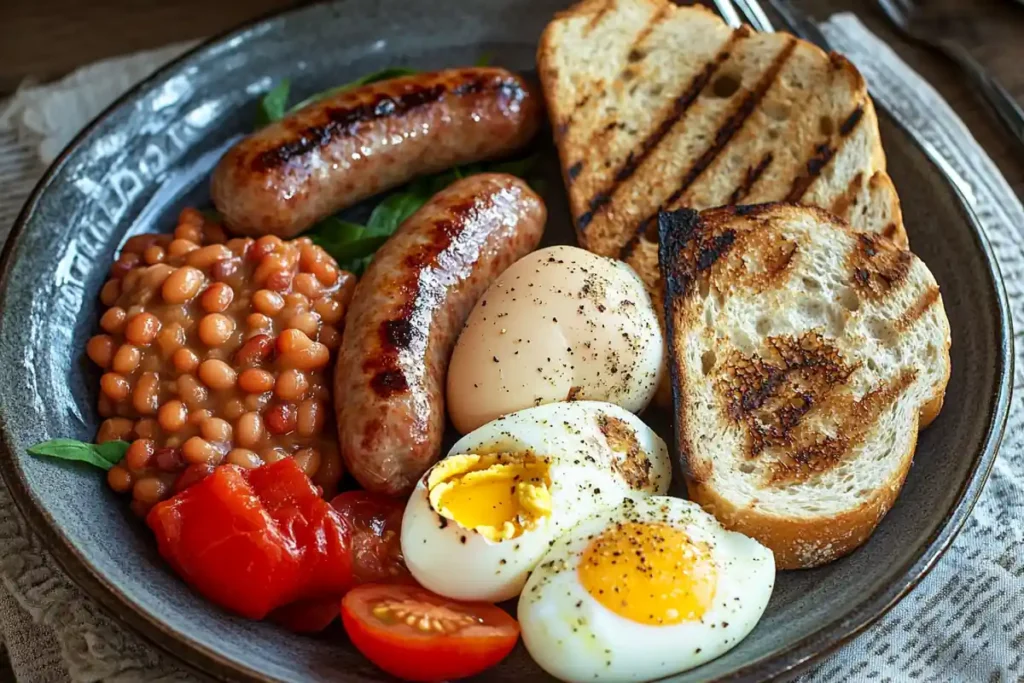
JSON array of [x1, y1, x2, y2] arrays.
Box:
[[447, 245, 664, 434], [401, 401, 671, 602], [518, 496, 775, 683]]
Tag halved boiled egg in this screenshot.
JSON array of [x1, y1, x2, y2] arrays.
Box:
[[401, 401, 671, 602], [518, 496, 774, 682]]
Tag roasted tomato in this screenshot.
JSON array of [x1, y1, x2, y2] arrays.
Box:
[[331, 491, 410, 584], [147, 458, 352, 620], [341, 584, 520, 681]]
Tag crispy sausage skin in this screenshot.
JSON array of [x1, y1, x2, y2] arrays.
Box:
[[211, 68, 541, 238], [335, 174, 546, 495]]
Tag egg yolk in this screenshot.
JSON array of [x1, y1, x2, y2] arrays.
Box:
[[578, 521, 717, 625], [427, 453, 552, 542]]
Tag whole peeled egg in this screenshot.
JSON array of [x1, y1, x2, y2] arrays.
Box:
[[447, 245, 663, 434]]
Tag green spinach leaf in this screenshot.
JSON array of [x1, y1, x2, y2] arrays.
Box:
[[28, 439, 129, 472], [256, 80, 291, 126]]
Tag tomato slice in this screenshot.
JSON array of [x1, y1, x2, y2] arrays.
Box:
[[330, 491, 410, 584], [342, 584, 519, 682]]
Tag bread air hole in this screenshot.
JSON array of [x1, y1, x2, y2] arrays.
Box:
[[819, 115, 835, 136], [802, 276, 821, 291], [763, 100, 790, 121], [711, 73, 742, 98], [701, 349, 716, 375], [867, 317, 897, 345], [838, 287, 860, 312], [755, 317, 772, 336], [698, 277, 711, 299]]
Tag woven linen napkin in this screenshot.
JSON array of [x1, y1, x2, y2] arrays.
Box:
[[0, 13, 1021, 683]]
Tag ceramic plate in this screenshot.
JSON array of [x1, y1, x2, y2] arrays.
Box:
[[0, 1, 1012, 681]]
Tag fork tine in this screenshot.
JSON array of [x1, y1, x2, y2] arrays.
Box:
[[733, 0, 776, 32], [711, 0, 744, 29]]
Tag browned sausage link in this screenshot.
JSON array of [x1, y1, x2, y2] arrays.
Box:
[[211, 68, 541, 238], [335, 174, 546, 495]]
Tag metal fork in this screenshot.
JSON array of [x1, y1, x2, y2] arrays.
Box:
[[877, 0, 1024, 150], [711, 0, 775, 32]]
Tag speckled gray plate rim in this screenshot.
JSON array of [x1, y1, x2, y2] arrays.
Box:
[[0, 1, 1013, 682]]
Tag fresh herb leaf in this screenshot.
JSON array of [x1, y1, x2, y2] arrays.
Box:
[[365, 192, 429, 237], [475, 53, 495, 67], [257, 80, 291, 126], [28, 439, 129, 471], [285, 67, 419, 115], [327, 234, 391, 263]]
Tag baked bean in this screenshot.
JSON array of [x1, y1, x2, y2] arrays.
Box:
[[182, 436, 218, 465], [143, 245, 166, 265], [284, 292, 309, 311], [133, 372, 162, 415], [156, 323, 186, 358], [177, 374, 208, 408], [280, 342, 330, 371], [188, 408, 213, 425], [238, 368, 274, 393], [100, 373, 131, 401], [313, 262, 340, 286], [178, 207, 205, 228], [174, 219, 203, 243], [97, 396, 114, 418], [154, 447, 184, 472], [107, 465, 133, 493], [252, 235, 282, 260], [100, 307, 127, 334], [203, 222, 228, 245], [226, 238, 253, 258], [275, 369, 309, 401], [253, 254, 286, 284], [235, 412, 265, 448], [198, 359, 236, 390], [247, 313, 273, 331], [111, 252, 141, 279], [162, 266, 205, 304], [243, 391, 272, 413], [174, 463, 214, 493], [134, 477, 170, 505], [314, 298, 344, 324], [157, 400, 188, 432], [201, 417, 232, 442], [211, 258, 240, 282], [319, 325, 341, 350], [223, 398, 246, 421], [252, 289, 284, 316], [227, 448, 262, 469], [97, 417, 134, 443], [141, 263, 176, 291], [293, 448, 321, 478], [265, 269, 294, 292], [297, 399, 325, 437], [87, 335, 116, 368], [172, 348, 200, 374], [167, 238, 199, 258], [264, 403, 297, 435], [260, 447, 287, 464], [289, 312, 320, 338], [200, 282, 234, 313], [124, 439, 155, 471], [293, 272, 322, 299], [234, 334, 274, 366], [313, 445, 343, 496], [124, 312, 161, 346], [135, 417, 160, 439], [187, 244, 233, 269], [112, 344, 141, 375], [100, 280, 121, 307], [277, 328, 312, 353], [198, 313, 235, 347]]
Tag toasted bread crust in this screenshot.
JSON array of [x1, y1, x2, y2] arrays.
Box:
[[685, 423, 917, 569]]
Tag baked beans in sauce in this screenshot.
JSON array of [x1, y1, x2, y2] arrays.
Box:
[[87, 208, 355, 516]]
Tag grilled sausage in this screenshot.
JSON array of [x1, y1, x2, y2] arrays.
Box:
[[335, 174, 546, 495], [211, 68, 541, 238]]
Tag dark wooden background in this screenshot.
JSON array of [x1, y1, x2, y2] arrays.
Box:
[[1, 0, 1021, 200]]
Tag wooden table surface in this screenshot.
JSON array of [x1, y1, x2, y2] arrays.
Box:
[[1, 0, 1022, 198]]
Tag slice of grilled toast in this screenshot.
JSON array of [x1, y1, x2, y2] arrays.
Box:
[[659, 204, 949, 569], [538, 0, 905, 405]]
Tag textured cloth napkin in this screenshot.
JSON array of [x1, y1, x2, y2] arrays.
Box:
[[1, 13, 1021, 683]]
